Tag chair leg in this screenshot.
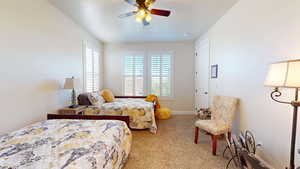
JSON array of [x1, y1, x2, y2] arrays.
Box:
[[211, 135, 218, 155], [194, 127, 199, 144]]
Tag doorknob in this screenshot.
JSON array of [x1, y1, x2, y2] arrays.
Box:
[[204, 92, 208, 94]]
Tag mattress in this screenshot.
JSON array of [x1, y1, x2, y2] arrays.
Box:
[[0, 119, 132, 169], [100, 98, 157, 133]]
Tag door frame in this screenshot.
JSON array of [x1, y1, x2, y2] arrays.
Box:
[[194, 37, 211, 111]]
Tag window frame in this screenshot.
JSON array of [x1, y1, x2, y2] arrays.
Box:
[[82, 41, 101, 93], [122, 51, 174, 100], [122, 51, 147, 96], [147, 51, 175, 100]]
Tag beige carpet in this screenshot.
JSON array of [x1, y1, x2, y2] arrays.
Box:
[[123, 115, 236, 169]]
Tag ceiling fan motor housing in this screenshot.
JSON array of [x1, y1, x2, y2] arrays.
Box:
[[121, 0, 170, 26]]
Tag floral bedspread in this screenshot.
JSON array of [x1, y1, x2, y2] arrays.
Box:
[[100, 98, 157, 133], [0, 120, 132, 169]]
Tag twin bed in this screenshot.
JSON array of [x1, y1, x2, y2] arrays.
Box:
[[0, 120, 132, 169], [0, 93, 157, 169], [78, 93, 158, 133]]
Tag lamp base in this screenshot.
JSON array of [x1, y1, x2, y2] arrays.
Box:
[[271, 88, 299, 169]]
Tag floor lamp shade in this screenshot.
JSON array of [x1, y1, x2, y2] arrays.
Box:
[[265, 60, 300, 88], [264, 59, 300, 169]]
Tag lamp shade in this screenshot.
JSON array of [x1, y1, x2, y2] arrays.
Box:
[[63, 77, 80, 89], [265, 59, 300, 88]]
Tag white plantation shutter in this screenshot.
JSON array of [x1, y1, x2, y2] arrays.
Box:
[[84, 43, 100, 92], [150, 54, 172, 96], [93, 51, 100, 91], [123, 51, 173, 97], [124, 55, 144, 96], [85, 46, 93, 92], [124, 56, 134, 95]]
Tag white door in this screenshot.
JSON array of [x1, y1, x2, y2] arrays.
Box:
[[195, 39, 210, 112]]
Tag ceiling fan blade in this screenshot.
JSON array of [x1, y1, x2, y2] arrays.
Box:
[[150, 9, 171, 17], [143, 19, 150, 26], [119, 11, 137, 18], [124, 0, 137, 6]]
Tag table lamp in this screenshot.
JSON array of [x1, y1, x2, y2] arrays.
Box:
[[265, 59, 300, 169], [64, 77, 80, 108]]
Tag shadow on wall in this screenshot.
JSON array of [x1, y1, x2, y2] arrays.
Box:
[[37, 79, 69, 112], [233, 99, 241, 135], [38, 80, 60, 91]]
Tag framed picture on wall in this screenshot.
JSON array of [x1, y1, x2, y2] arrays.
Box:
[[211, 65, 218, 79]]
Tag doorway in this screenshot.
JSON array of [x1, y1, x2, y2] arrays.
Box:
[[195, 38, 210, 112]]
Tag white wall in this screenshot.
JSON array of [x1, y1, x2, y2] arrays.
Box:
[[104, 42, 195, 112], [198, 0, 300, 167], [0, 0, 102, 134]]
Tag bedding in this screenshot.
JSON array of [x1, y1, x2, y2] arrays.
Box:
[[0, 119, 132, 169], [79, 93, 158, 134], [89, 92, 106, 107], [100, 98, 157, 133]]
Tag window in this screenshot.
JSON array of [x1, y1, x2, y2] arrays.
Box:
[[123, 52, 173, 98], [150, 53, 172, 97], [83, 42, 100, 92], [124, 54, 145, 96]]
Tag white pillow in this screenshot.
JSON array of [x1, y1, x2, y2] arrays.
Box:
[[88, 92, 105, 107]]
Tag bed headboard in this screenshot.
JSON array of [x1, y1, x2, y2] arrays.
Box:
[[78, 94, 148, 105]]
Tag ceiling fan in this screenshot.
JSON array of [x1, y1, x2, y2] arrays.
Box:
[[119, 0, 171, 26]]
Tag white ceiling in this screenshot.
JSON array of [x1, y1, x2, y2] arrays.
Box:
[[49, 0, 239, 43]]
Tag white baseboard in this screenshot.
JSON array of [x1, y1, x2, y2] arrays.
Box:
[[172, 111, 195, 115]]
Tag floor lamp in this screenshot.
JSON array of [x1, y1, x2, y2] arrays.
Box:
[[265, 59, 300, 169]]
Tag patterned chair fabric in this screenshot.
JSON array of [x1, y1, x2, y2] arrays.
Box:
[[195, 95, 238, 135]]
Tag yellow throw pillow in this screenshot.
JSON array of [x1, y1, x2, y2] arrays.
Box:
[[156, 108, 171, 120], [101, 89, 115, 102], [145, 94, 157, 102]]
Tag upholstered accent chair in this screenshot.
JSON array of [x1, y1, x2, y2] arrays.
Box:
[[194, 95, 239, 155]]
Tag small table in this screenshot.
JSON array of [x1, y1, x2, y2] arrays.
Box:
[[58, 106, 88, 115]]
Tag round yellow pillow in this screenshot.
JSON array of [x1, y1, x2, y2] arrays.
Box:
[[101, 89, 115, 102], [156, 108, 171, 120]]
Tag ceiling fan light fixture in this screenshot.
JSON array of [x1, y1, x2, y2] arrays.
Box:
[[136, 15, 143, 22], [145, 14, 152, 22], [138, 9, 146, 17], [121, 0, 171, 26], [145, 0, 153, 7]]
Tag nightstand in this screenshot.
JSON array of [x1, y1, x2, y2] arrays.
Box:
[[58, 106, 88, 115]]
